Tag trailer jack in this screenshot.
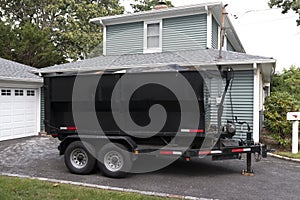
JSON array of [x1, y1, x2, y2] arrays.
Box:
[[242, 152, 254, 176], [242, 130, 255, 177]]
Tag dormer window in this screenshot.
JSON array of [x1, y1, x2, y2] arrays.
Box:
[[147, 23, 159, 48], [144, 20, 162, 53]]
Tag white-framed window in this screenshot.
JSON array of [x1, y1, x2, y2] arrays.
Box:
[[15, 89, 24, 96], [144, 20, 162, 53], [27, 90, 35, 96], [1, 89, 11, 96]]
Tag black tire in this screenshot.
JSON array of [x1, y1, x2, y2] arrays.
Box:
[[97, 143, 132, 178], [64, 141, 96, 175]]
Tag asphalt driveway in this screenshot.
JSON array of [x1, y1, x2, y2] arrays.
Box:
[[1, 136, 299, 200]]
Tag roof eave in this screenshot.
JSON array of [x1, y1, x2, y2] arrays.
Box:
[[0, 76, 43, 84], [90, 2, 222, 26], [225, 17, 245, 53], [209, 5, 245, 53], [37, 59, 276, 74]]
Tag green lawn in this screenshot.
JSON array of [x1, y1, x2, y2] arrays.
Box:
[[0, 176, 172, 200], [276, 152, 300, 159]]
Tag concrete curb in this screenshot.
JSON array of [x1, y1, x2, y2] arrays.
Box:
[[267, 152, 300, 162], [0, 172, 212, 200]]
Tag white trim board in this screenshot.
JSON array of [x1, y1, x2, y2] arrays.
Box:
[[206, 10, 212, 48], [253, 63, 260, 143], [0, 81, 42, 88]]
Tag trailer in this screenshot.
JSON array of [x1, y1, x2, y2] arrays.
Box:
[[43, 65, 268, 178]]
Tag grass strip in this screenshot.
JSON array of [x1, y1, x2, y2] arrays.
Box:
[[0, 175, 172, 200], [275, 152, 300, 159]]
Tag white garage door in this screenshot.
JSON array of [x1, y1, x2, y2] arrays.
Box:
[[0, 88, 38, 141]]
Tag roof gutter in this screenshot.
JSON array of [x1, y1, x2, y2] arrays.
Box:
[[36, 59, 276, 74], [0, 76, 43, 83], [89, 18, 104, 26]]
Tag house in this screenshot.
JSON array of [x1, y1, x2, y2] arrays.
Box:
[[0, 57, 43, 141], [38, 2, 276, 142]]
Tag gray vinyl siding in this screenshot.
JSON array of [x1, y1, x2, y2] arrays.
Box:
[[211, 17, 218, 49], [206, 77, 225, 132], [162, 14, 207, 52], [106, 22, 143, 55], [227, 39, 235, 51], [207, 70, 254, 140]]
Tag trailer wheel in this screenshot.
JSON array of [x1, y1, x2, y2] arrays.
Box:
[[64, 141, 96, 175], [98, 143, 132, 178]]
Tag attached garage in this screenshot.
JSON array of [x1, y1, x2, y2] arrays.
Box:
[[0, 58, 42, 141]]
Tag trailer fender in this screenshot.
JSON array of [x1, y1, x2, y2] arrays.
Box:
[[58, 135, 137, 156]]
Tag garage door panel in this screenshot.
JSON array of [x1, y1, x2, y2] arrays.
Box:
[[25, 100, 35, 105], [0, 88, 38, 141], [13, 109, 25, 115], [0, 110, 12, 115], [25, 106, 35, 111], [0, 102, 12, 108], [13, 122, 28, 128], [25, 108, 36, 114], [25, 114, 35, 122], [25, 127, 35, 134], [13, 127, 25, 135], [0, 129, 12, 137], [13, 101, 26, 109], [13, 114, 25, 123], [0, 122, 13, 129], [0, 109, 12, 115], [0, 115, 12, 123], [24, 109, 36, 115]]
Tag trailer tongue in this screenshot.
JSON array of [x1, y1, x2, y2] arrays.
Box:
[[43, 65, 268, 178]]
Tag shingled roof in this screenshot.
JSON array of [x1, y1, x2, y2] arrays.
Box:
[[0, 58, 42, 82], [38, 49, 275, 74]]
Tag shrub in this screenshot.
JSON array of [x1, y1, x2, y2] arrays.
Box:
[[264, 91, 299, 147]]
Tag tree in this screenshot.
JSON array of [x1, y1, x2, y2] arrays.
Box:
[[0, 21, 64, 68], [0, 0, 124, 66], [268, 0, 300, 26], [271, 66, 300, 101], [131, 0, 173, 12], [15, 22, 66, 68], [264, 66, 300, 147], [0, 22, 16, 61]]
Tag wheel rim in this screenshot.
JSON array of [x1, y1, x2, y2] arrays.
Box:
[[70, 148, 88, 169], [104, 150, 124, 172]]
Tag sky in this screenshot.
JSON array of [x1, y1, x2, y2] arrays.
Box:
[[121, 0, 300, 72]]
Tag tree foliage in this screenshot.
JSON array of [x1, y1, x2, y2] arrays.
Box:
[[264, 66, 300, 146], [0, 22, 16, 62], [0, 21, 64, 68], [131, 0, 173, 12], [16, 22, 66, 68], [271, 66, 300, 101], [0, 0, 124, 67], [268, 0, 300, 26]]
